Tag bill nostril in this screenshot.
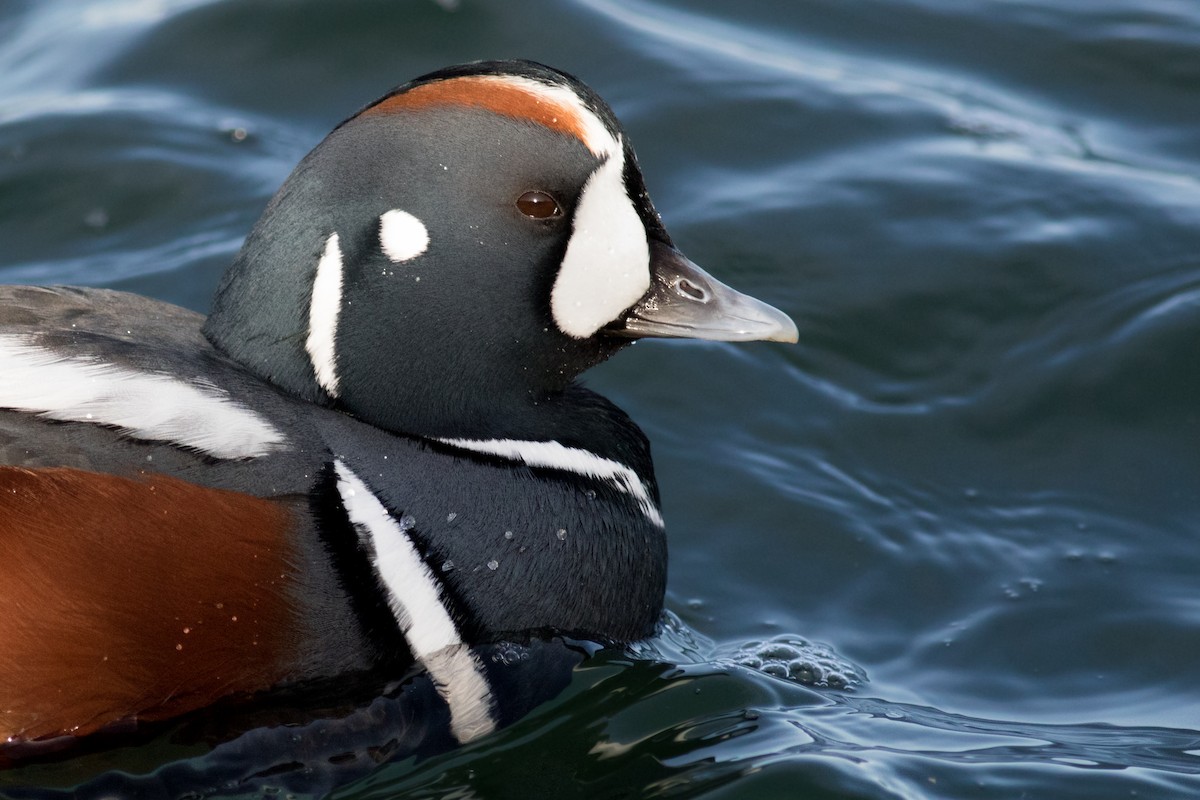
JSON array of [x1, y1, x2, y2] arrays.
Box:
[[675, 278, 708, 302]]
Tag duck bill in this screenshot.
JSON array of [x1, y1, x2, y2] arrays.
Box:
[[608, 241, 798, 343]]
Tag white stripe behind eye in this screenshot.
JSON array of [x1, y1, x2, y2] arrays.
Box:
[[436, 437, 664, 528], [333, 459, 496, 743], [0, 335, 286, 459], [306, 233, 344, 397]]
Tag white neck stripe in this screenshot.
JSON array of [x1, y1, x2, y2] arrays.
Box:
[[436, 437, 664, 528], [0, 335, 286, 459], [333, 460, 496, 742], [306, 233, 344, 397]]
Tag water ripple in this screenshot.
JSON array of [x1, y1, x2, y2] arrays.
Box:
[[831, 696, 1200, 774]]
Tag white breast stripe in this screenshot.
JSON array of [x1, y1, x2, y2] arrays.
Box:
[[333, 460, 496, 743], [551, 143, 652, 339], [436, 437, 665, 528], [306, 233, 344, 396], [424, 646, 498, 743], [0, 335, 286, 459]]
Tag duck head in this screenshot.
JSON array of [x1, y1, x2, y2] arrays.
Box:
[[204, 60, 796, 441]]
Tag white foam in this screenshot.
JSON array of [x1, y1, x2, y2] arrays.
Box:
[[0, 334, 286, 459]]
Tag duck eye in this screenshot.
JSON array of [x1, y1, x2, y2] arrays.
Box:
[[516, 190, 562, 220]]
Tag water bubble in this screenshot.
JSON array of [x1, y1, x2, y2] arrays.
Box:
[[219, 119, 250, 142], [490, 645, 529, 666], [761, 662, 788, 678], [487, 559, 499, 570], [83, 208, 109, 229], [556, 528, 567, 541], [759, 642, 802, 661], [503, 530, 514, 540], [719, 635, 867, 690]]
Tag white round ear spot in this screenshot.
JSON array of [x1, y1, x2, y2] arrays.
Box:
[[380, 209, 430, 263], [552, 150, 650, 339]]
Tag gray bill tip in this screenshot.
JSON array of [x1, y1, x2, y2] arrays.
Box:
[[610, 242, 798, 344]]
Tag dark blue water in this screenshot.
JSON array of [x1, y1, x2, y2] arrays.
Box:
[[3, 1, 1200, 797]]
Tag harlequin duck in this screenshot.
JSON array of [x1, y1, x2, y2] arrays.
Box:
[[0, 60, 795, 752]]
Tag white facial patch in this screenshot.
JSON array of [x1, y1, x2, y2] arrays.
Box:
[[0, 335, 286, 459], [334, 460, 496, 743], [551, 145, 651, 339], [436, 437, 664, 528], [380, 209, 430, 263], [306, 233, 344, 397]]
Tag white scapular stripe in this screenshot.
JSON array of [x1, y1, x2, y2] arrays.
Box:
[[333, 460, 496, 743], [0, 335, 286, 459], [551, 143, 651, 339], [437, 437, 664, 528], [488, 73, 620, 160], [306, 233, 344, 396], [379, 209, 430, 263]]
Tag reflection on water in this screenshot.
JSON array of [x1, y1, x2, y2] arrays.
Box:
[[2, 0, 1200, 797]]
